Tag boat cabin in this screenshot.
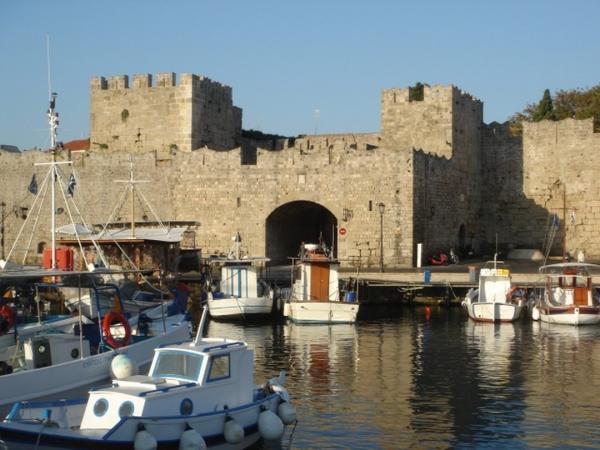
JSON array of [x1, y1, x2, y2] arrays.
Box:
[[545, 267, 595, 307], [210, 258, 270, 299], [292, 243, 340, 302], [80, 338, 254, 429], [478, 267, 511, 303]]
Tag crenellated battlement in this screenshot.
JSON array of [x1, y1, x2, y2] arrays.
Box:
[[381, 84, 481, 106], [91, 72, 232, 93]]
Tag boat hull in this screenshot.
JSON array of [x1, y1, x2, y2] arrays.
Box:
[[539, 306, 600, 325], [207, 296, 273, 319], [0, 393, 281, 450], [285, 301, 358, 324], [463, 301, 523, 323], [0, 314, 190, 408]]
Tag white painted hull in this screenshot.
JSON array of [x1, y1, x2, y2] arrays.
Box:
[[0, 391, 281, 450], [539, 307, 600, 325], [463, 301, 523, 323], [285, 301, 359, 324], [208, 296, 273, 319], [0, 313, 190, 407]]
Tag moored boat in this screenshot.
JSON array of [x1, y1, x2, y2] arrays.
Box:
[[283, 242, 359, 324], [0, 283, 190, 408], [207, 233, 275, 320], [462, 257, 525, 323], [531, 262, 600, 325], [0, 309, 296, 450]]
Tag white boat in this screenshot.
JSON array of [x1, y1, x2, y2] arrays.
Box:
[[0, 289, 190, 408], [462, 258, 525, 323], [0, 309, 296, 450], [283, 243, 359, 324], [207, 233, 275, 320], [531, 262, 600, 325]]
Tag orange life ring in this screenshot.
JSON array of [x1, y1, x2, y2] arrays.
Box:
[[0, 304, 15, 335], [102, 311, 132, 348]]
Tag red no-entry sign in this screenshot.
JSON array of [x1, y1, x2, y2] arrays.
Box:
[[339, 227, 347, 236]]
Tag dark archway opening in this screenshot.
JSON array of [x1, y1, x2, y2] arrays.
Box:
[[266, 201, 337, 265]]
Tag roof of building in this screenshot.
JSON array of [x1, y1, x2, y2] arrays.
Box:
[[63, 139, 90, 151]]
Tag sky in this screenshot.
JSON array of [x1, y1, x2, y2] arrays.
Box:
[[1, 0, 599, 150]]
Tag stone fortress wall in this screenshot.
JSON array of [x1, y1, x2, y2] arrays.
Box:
[[2, 73, 599, 269]]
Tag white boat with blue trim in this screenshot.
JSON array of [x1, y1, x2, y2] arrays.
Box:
[[0, 283, 190, 409], [283, 243, 359, 324], [0, 309, 296, 450], [207, 234, 275, 320]]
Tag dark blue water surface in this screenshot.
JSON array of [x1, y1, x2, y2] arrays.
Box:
[[206, 306, 600, 449]]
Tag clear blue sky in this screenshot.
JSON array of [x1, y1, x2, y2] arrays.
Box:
[[1, 0, 599, 150]]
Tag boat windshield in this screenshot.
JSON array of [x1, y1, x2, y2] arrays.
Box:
[[150, 351, 204, 382]]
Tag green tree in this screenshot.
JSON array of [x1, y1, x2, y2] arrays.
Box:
[[510, 84, 600, 132], [532, 89, 554, 121]]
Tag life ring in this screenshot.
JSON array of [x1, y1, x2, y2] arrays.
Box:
[[0, 304, 15, 335], [102, 311, 132, 348]]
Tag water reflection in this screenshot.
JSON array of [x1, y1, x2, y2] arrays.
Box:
[[202, 310, 600, 449]]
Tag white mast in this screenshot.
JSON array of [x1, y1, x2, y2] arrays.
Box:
[[114, 155, 149, 239], [48, 93, 58, 269]]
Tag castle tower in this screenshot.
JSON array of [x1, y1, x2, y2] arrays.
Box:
[[90, 73, 242, 153]]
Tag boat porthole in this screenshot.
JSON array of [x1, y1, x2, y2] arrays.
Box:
[[93, 398, 109, 417], [71, 348, 79, 359], [180, 398, 193, 416], [38, 344, 46, 353], [119, 401, 135, 418]]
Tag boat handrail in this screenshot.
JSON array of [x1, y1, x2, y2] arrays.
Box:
[[138, 382, 197, 398], [204, 341, 245, 353]]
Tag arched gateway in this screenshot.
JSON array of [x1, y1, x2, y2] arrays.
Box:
[[266, 201, 337, 264]]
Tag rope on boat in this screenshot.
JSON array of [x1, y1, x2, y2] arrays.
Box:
[[283, 419, 299, 450]]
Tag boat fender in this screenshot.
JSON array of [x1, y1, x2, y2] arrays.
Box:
[[258, 407, 284, 440], [134, 424, 157, 450], [277, 400, 297, 425], [224, 416, 244, 444], [532, 306, 540, 321], [0, 438, 8, 450], [178, 424, 207, 450], [111, 354, 138, 379]]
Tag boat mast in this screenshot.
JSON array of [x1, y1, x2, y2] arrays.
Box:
[[114, 155, 149, 239], [48, 92, 58, 269]]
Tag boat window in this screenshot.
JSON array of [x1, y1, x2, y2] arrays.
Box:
[[118, 401, 134, 418], [576, 277, 588, 288], [180, 398, 194, 416], [150, 351, 204, 382], [207, 354, 230, 382], [93, 398, 109, 417]]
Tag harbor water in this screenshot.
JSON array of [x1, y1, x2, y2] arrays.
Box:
[[205, 306, 600, 449]]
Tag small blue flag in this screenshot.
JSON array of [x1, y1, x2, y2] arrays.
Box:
[[28, 174, 38, 195], [67, 173, 76, 197]]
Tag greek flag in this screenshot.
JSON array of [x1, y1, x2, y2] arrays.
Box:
[[67, 173, 76, 197], [28, 174, 38, 195]]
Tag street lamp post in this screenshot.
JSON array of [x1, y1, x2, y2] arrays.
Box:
[[378, 202, 385, 272]]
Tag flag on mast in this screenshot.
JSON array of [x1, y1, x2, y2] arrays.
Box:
[[67, 173, 76, 197], [28, 174, 38, 195]]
